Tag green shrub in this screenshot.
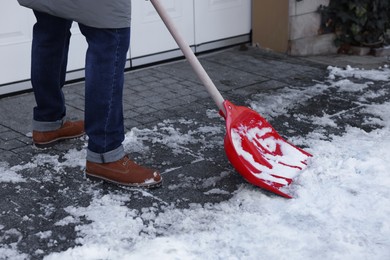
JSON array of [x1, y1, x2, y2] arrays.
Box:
[[318, 0, 390, 49]]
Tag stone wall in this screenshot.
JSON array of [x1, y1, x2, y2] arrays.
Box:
[[288, 0, 337, 56]]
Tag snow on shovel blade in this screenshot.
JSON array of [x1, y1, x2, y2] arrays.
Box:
[[222, 100, 312, 198]]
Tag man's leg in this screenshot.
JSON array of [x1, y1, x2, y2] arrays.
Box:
[[78, 25, 128, 161], [31, 11, 84, 146], [78, 24, 161, 187], [32, 10, 71, 127]]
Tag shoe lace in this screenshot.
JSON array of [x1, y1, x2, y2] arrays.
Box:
[[122, 156, 131, 166]]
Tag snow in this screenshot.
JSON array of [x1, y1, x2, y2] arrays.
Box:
[[230, 125, 310, 183], [1, 66, 390, 259], [124, 119, 223, 159], [0, 162, 26, 183], [250, 83, 328, 118], [328, 65, 390, 81]]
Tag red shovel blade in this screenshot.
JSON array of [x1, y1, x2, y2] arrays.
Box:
[[222, 100, 312, 198]]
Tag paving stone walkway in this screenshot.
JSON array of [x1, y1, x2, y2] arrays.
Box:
[[0, 46, 388, 259]]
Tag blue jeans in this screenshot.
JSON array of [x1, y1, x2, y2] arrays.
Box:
[[31, 11, 129, 163]]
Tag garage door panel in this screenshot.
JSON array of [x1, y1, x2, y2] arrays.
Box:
[[130, 0, 194, 59], [194, 0, 251, 45], [0, 3, 34, 85]]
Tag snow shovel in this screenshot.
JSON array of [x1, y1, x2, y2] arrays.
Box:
[[150, 0, 312, 198]]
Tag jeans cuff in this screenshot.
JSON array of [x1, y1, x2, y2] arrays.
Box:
[[32, 117, 64, 131], [86, 145, 125, 163]]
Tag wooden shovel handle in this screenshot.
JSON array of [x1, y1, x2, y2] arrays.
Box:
[[150, 0, 226, 115]]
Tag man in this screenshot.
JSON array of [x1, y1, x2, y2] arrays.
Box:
[[17, 0, 162, 187]]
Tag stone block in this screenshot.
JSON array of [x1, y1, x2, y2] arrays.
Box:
[[289, 0, 296, 16], [290, 12, 322, 40], [293, 0, 330, 16], [289, 33, 338, 56], [373, 46, 390, 57], [350, 46, 371, 56]]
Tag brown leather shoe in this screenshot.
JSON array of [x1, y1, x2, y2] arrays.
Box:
[[85, 155, 162, 188], [33, 120, 85, 148]]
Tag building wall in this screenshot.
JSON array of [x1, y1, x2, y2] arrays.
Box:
[[288, 0, 337, 56], [252, 0, 289, 53], [252, 0, 337, 56]]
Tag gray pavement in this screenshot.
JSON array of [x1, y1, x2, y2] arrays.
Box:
[[0, 45, 389, 259]]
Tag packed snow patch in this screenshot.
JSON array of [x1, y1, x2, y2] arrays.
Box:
[[1, 66, 389, 260], [328, 65, 390, 81], [0, 162, 26, 183], [43, 66, 390, 260]]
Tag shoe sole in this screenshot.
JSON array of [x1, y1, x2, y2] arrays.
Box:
[[85, 171, 163, 189], [33, 132, 85, 148]]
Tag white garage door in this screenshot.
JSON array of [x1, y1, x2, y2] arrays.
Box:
[[0, 2, 34, 94], [0, 0, 251, 95], [0, 2, 88, 95], [194, 0, 252, 52], [130, 0, 195, 66]]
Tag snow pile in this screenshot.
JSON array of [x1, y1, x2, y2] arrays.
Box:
[[250, 65, 390, 118], [45, 115, 390, 259], [44, 66, 389, 260], [1, 66, 389, 259], [0, 162, 27, 183], [328, 65, 390, 81]]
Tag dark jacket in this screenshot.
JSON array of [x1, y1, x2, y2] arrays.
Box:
[[17, 0, 131, 28]]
